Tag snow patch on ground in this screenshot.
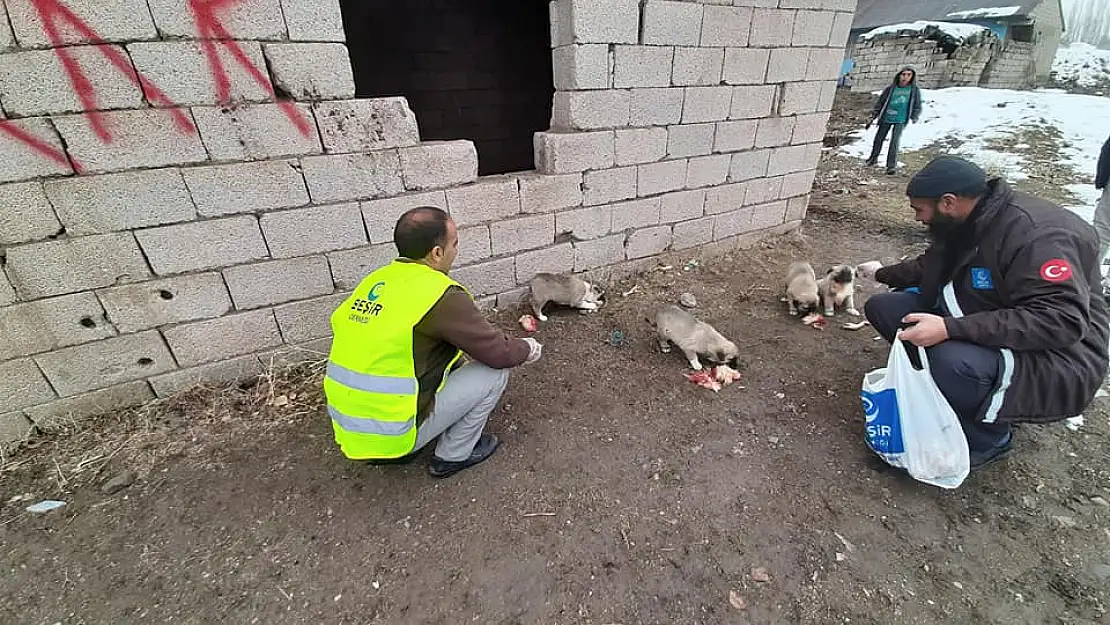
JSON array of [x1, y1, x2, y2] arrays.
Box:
[[1052, 42, 1110, 88], [860, 21, 992, 43]]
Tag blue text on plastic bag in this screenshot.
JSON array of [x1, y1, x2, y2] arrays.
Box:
[[862, 387, 904, 455]]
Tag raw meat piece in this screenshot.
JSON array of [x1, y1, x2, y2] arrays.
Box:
[[518, 315, 538, 333]]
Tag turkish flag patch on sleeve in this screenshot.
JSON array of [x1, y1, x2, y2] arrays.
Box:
[[1039, 259, 1073, 282]]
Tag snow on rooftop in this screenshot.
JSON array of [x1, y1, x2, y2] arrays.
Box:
[[859, 21, 993, 43], [1052, 42, 1110, 88], [945, 6, 1024, 20]]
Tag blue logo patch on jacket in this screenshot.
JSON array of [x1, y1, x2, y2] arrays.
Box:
[[970, 267, 994, 290]]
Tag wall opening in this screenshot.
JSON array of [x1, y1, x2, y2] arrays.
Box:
[[1011, 24, 1035, 43], [340, 0, 555, 176]]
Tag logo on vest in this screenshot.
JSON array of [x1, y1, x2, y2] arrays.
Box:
[[367, 281, 385, 301], [349, 281, 386, 322], [1039, 259, 1072, 283]]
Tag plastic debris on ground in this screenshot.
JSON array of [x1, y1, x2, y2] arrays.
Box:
[[26, 500, 67, 514], [622, 285, 640, 297], [842, 320, 870, 331], [609, 330, 627, 347], [518, 315, 537, 333], [683, 259, 700, 271]]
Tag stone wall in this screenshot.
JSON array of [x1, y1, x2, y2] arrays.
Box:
[[0, 0, 856, 446], [1028, 0, 1064, 79], [849, 33, 1034, 92]]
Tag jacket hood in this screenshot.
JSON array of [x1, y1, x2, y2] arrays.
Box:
[[892, 66, 917, 85]]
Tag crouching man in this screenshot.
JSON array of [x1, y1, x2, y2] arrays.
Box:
[[858, 156, 1110, 468], [325, 207, 542, 478]]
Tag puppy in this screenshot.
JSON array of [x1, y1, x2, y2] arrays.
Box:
[[783, 261, 820, 317], [528, 273, 605, 322], [654, 305, 739, 371], [817, 264, 860, 316]]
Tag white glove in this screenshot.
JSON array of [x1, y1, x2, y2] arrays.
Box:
[[856, 260, 883, 281], [522, 338, 543, 364]]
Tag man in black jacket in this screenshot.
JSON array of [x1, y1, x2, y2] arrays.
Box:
[[857, 156, 1110, 468], [866, 66, 923, 176], [1092, 134, 1110, 270]]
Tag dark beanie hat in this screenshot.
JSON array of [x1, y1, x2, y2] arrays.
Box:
[[906, 156, 988, 198]]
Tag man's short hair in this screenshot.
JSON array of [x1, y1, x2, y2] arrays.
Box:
[[394, 206, 451, 259], [906, 156, 988, 199]]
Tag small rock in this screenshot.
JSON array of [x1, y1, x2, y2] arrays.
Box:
[[952, 581, 964, 590], [679, 293, 698, 308], [101, 470, 136, 495], [728, 590, 747, 610], [1021, 496, 1037, 509], [1052, 515, 1078, 529], [835, 552, 847, 562], [1090, 496, 1109, 507], [750, 567, 771, 583], [767, 436, 780, 445], [272, 395, 290, 407]]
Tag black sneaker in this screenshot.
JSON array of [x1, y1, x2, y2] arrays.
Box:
[[865, 158, 878, 167], [428, 433, 501, 478], [969, 433, 1013, 469], [885, 168, 896, 176]]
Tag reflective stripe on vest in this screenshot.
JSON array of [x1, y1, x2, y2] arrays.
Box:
[[327, 406, 415, 436], [326, 362, 417, 395]]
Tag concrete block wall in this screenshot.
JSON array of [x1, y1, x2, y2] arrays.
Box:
[[0, 0, 855, 445], [850, 33, 1034, 92]]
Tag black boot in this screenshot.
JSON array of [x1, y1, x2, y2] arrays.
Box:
[[428, 433, 501, 478]]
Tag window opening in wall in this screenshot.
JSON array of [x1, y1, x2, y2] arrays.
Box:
[[340, 0, 555, 176], [1010, 24, 1035, 43]]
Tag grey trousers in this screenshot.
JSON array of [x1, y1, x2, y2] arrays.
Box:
[[413, 362, 510, 462], [868, 122, 905, 170], [1093, 187, 1110, 264]]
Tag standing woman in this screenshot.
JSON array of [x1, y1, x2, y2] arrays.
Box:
[[866, 66, 923, 175]]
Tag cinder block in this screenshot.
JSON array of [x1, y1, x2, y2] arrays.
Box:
[[224, 256, 333, 310], [613, 46, 674, 89], [729, 148, 772, 182], [0, 273, 15, 307], [456, 226, 492, 267], [573, 234, 626, 271], [518, 173, 583, 213], [682, 87, 733, 124], [0, 118, 75, 183], [755, 117, 797, 148], [629, 88, 685, 127], [490, 214, 555, 255], [0, 47, 144, 117], [280, 0, 347, 41], [515, 243, 575, 283], [362, 190, 448, 242], [0, 3, 13, 51], [263, 43, 355, 100], [0, 358, 56, 412], [750, 200, 789, 230], [138, 216, 269, 275], [705, 182, 747, 215], [446, 178, 521, 226], [780, 81, 823, 116], [744, 175, 784, 205], [722, 48, 770, 85], [729, 86, 777, 119], [686, 154, 731, 188], [551, 90, 631, 130], [97, 273, 232, 333], [638, 159, 688, 196], [749, 9, 797, 48], [786, 195, 810, 221], [315, 99, 420, 154], [642, 0, 703, 46], [261, 203, 367, 258], [714, 120, 758, 153], [128, 41, 271, 107], [192, 103, 322, 161], [818, 80, 838, 112], [781, 169, 817, 198], [701, 6, 752, 47], [534, 131, 615, 175], [668, 124, 715, 158], [615, 128, 669, 166], [6, 233, 150, 299], [496, 288, 529, 310], [626, 225, 673, 259], [53, 109, 206, 174], [556, 205, 612, 241], [766, 48, 811, 83], [35, 331, 175, 396], [1, 411, 33, 450], [327, 244, 397, 290], [583, 167, 638, 206], [451, 257, 517, 297], [661, 189, 706, 222], [301, 151, 404, 204], [149, 356, 264, 398], [792, 112, 831, 145], [807, 48, 844, 81], [146, 0, 285, 39], [183, 160, 309, 217], [672, 47, 724, 86], [792, 11, 835, 47], [163, 309, 283, 368], [552, 44, 610, 90], [24, 380, 154, 427], [611, 197, 663, 231], [0, 292, 116, 360], [830, 12, 855, 47], [767, 144, 811, 176], [550, 0, 641, 46], [273, 292, 349, 344], [46, 169, 195, 235], [6, 0, 156, 46], [399, 141, 479, 190], [673, 216, 715, 249], [0, 182, 61, 245], [714, 207, 754, 239]]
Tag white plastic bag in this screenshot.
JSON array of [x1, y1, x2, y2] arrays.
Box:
[[861, 339, 970, 489]]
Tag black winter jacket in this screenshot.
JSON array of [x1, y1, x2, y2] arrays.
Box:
[[875, 179, 1109, 424], [871, 66, 923, 125], [1096, 134, 1110, 190]]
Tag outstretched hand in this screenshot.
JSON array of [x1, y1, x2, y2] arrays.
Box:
[[856, 260, 883, 280], [897, 313, 949, 347]]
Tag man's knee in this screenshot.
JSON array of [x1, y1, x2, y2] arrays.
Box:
[[926, 342, 1000, 387]]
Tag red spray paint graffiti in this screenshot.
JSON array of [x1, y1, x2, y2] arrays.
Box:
[[0, 119, 81, 173]]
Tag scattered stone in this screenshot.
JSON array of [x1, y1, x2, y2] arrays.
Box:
[[26, 500, 66, 514], [679, 293, 697, 308], [767, 436, 780, 445], [836, 552, 847, 562], [952, 581, 964, 590], [272, 395, 290, 407], [1021, 496, 1037, 509], [1052, 515, 1078, 529], [728, 590, 747, 610], [101, 470, 137, 495], [1090, 496, 1109, 507], [750, 567, 771, 583]]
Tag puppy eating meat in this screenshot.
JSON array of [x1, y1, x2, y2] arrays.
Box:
[[817, 264, 860, 316], [783, 262, 820, 317], [654, 305, 739, 371], [528, 273, 605, 322]]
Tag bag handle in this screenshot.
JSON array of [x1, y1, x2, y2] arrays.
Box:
[[898, 321, 926, 371]]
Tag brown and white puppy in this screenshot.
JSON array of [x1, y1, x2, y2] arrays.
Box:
[[817, 264, 860, 316], [529, 273, 605, 322], [654, 305, 740, 371], [783, 261, 821, 317]]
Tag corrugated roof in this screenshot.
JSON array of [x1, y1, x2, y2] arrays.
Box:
[[851, 0, 1044, 32]]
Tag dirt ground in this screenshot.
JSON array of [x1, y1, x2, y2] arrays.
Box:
[[3, 91, 1110, 625]]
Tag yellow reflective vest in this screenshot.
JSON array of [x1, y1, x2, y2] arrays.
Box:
[[324, 260, 467, 460]]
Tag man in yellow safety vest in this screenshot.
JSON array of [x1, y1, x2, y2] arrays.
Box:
[[325, 206, 542, 477]]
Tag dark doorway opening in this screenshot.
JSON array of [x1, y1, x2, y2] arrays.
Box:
[[340, 0, 555, 176]]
